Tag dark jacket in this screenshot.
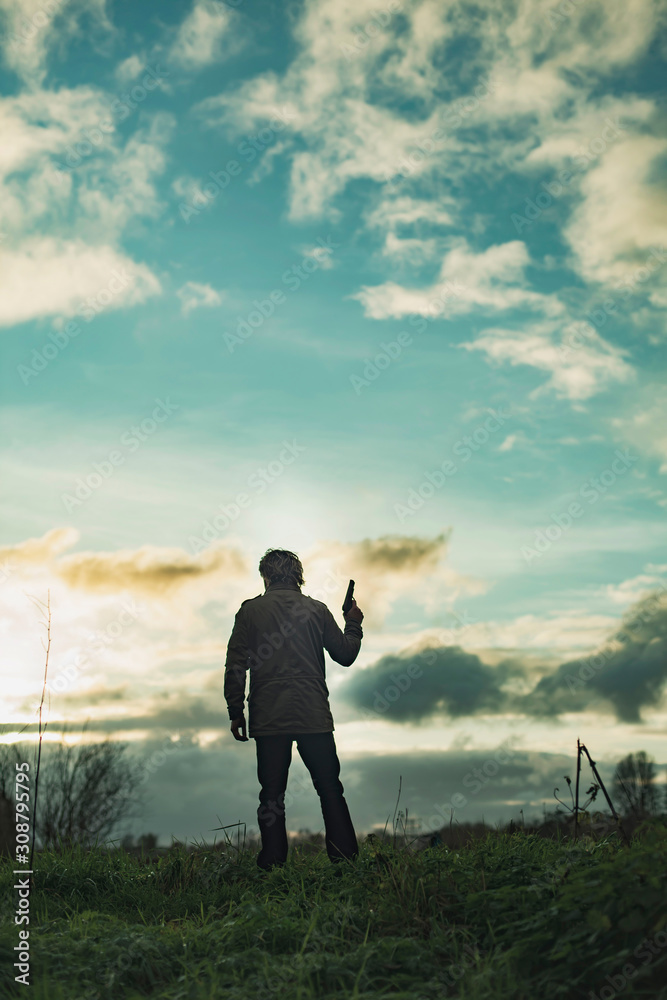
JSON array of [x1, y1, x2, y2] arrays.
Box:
[[223, 581, 363, 737]]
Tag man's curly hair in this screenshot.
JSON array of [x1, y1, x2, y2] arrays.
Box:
[[258, 548, 305, 587]]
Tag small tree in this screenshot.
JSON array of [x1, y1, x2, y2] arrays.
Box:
[[0, 734, 151, 850], [0, 741, 26, 800], [36, 737, 142, 848], [0, 742, 29, 855], [612, 751, 658, 818]]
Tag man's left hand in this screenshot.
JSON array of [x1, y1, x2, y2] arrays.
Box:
[[231, 715, 249, 741]]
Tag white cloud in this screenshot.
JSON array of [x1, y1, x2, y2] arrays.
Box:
[[114, 54, 145, 85], [0, 88, 172, 327], [364, 195, 454, 261], [380, 231, 438, 262], [176, 281, 223, 316], [366, 195, 454, 232], [304, 533, 486, 629], [284, 103, 444, 220], [298, 245, 337, 270], [191, 0, 665, 372], [498, 434, 517, 452], [460, 323, 634, 401], [599, 569, 667, 606], [168, 0, 238, 70], [171, 174, 202, 201], [471, 0, 658, 134], [0, 528, 254, 728], [194, 0, 662, 225], [0, 86, 110, 180], [610, 386, 667, 472], [0, 238, 160, 327], [564, 134, 667, 285], [74, 115, 174, 235], [354, 240, 562, 320], [0, 0, 112, 84], [523, 97, 653, 168], [432, 608, 621, 655], [195, 0, 456, 219], [557, 435, 605, 446], [0, 526, 79, 566], [649, 287, 667, 310]]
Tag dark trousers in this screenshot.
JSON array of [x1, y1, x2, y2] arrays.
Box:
[[255, 731, 358, 869]]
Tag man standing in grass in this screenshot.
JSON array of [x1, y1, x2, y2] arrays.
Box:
[[224, 548, 364, 870]]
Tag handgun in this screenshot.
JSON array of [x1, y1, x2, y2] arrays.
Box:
[[342, 579, 355, 615]]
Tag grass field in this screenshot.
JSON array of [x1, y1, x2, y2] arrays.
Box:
[[1, 825, 666, 999]]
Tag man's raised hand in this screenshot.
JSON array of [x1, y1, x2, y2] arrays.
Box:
[[344, 599, 364, 624]]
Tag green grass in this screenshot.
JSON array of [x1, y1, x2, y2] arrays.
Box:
[[1, 826, 666, 999]]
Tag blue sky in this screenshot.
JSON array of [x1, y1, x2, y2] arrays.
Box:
[[1, 0, 666, 842]]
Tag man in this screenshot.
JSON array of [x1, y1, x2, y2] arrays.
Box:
[[224, 548, 364, 870]]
